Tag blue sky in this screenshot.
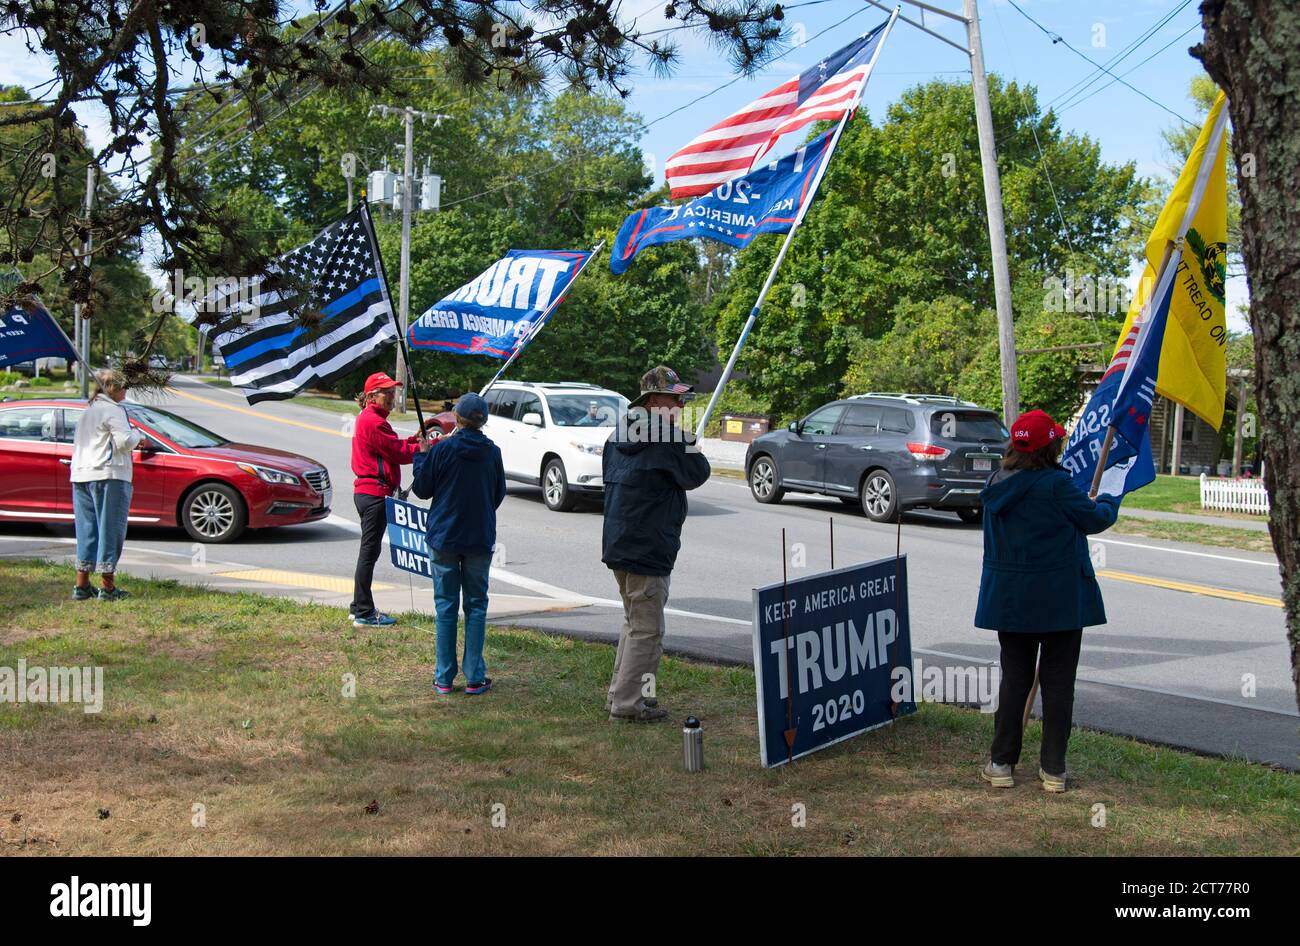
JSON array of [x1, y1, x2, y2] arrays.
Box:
[[1, 0, 1245, 329]]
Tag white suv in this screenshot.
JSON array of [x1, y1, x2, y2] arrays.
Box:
[[482, 381, 629, 511]]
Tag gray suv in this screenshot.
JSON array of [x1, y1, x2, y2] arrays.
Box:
[[744, 394, 1010, 523]]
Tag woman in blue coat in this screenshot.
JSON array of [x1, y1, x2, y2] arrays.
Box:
[[976, 410, 1120, 792]]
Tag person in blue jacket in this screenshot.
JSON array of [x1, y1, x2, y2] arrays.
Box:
[[411, 392, 507, 696], [976, 409, 1120, 793]]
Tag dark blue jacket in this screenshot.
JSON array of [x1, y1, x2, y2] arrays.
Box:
[[410, 428, 507, 556], [974, 466, 1120, 633], [601, 414, 711, 576]]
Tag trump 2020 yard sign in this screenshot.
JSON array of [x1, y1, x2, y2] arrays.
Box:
[[751, 556, 915, 767]]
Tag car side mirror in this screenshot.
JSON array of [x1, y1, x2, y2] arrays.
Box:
[[788, 420, 802, 435], [136, 441, 159, 457], [521, 411, 543, 427]]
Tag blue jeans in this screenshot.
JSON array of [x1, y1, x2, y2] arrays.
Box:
[[73, 479, 133, 574], [430, 550, 491, 687]]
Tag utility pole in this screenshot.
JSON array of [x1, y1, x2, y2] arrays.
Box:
[[75, 163, 96, 399], [370, 105, 448, 414], [865, 0, 1020, 422], [963, 0, 1019, 424]]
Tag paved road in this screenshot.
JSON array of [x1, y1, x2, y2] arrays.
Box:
[[5, 375, 1294, 768]]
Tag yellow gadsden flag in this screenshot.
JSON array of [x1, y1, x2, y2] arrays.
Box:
[[1116, 90, 1230, 428]]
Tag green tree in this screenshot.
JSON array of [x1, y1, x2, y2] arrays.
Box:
[[842, 295, 994, 397]]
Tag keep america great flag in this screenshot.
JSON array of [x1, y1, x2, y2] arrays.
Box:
[[206, 207, 396, 403]]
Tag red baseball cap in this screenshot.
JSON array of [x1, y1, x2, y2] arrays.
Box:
[[1009, 409, 1066, 452], [363, 372, 403, 394]]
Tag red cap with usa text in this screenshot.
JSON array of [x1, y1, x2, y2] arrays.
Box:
[[1009, 409, 1066, 452]]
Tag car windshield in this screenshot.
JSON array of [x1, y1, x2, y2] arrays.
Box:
[[547, 394, 626, 427], [125, 404, 228, 448], [929, 410, 1009, 443]]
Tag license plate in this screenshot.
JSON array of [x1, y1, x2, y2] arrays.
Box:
[[972, 457, 992, 472], [322, 487, 333, 509]]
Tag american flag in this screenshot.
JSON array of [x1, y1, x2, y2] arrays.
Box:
[[664, 21, 888, 198], [206, 208, 397, 404]]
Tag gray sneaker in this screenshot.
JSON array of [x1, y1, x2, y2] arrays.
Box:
[[610, 704, 669, 723], [1038, 768, 1068, 793], [980, 761, 1015, 788]]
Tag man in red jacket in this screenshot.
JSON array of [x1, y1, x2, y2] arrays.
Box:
[[350, 371, 432, 627]]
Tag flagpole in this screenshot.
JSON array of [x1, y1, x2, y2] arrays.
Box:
[[479, 241, 606, 397], [361, 199, 426, 433], [1086, 95, 1227, 497], [693, 7, 900, 437]]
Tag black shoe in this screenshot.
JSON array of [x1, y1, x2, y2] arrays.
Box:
[[98, 588, 130, 602], [72, 585, 96, 601]]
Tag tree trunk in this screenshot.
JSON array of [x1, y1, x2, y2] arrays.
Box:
[[1195, 1, 1300, 711]]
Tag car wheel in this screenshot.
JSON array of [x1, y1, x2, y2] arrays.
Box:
[[542, 458, 578, 512], [749, 455, 785, 504], [182, 482, 247, 542], [859, 470, 900, 523], [957, 507, 983, 525]]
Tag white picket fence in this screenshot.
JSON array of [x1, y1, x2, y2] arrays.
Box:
[[1199, 473, 1270, 515]]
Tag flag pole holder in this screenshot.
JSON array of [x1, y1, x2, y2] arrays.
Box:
[[361, 199, 426, 433]]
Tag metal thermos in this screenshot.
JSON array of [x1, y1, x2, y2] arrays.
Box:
[[682, 716, 704, 772]]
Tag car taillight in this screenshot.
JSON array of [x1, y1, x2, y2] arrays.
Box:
[[906, 442, 950, 462]]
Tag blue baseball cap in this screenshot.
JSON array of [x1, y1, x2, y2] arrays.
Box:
[[455, 392, 489, 424]]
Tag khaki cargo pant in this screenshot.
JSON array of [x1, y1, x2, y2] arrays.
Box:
[[606, 570, 671, 716]]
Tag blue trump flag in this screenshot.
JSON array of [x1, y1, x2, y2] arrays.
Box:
[[0, 298, 78, 369], [611, 128, 836, 275], [407, 249, 594, 360], [1062, 246, 1184, 498]]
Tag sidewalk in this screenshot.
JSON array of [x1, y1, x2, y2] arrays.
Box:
[[699, 437, 747, 470], [0, 534, 590, 625], [1120, 506, 1270, 532]]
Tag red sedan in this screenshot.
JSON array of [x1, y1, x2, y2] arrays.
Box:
[[0, 398, 332, 543]]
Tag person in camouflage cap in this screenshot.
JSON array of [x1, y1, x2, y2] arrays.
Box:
[[600, 366, 711, 722]]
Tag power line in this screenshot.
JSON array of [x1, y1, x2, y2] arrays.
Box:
[[1044, 0, 1193, 112], [1005, 0, 1196, 127], [1058, 21, 1202, 116]]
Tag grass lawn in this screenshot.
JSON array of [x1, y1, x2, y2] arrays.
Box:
[[1, 560, 1294, 856], [1123, 474, 1266, 523], [1111, 515, 1275, 555], [0, 384, 79, 401]]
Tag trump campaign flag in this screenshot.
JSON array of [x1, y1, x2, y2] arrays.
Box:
[[1114, 91, 1231, 429], [0, 297, 78, 369], [407, 249, 594, 360], [664, 21, 889, 198], [612, 129, 835, 275]]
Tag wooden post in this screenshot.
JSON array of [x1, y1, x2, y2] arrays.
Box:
[[1170, 402, 1186, 475], [1232, 376, 1247, 475]]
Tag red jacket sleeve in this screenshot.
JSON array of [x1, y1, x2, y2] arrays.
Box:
[[365, 416, 419, 467]]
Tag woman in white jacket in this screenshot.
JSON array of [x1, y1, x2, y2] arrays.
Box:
[[71, 368, 143, 601]]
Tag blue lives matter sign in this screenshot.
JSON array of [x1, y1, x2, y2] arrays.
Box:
[[751, 556, 915, 767], [385, 497, 431, 578]]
